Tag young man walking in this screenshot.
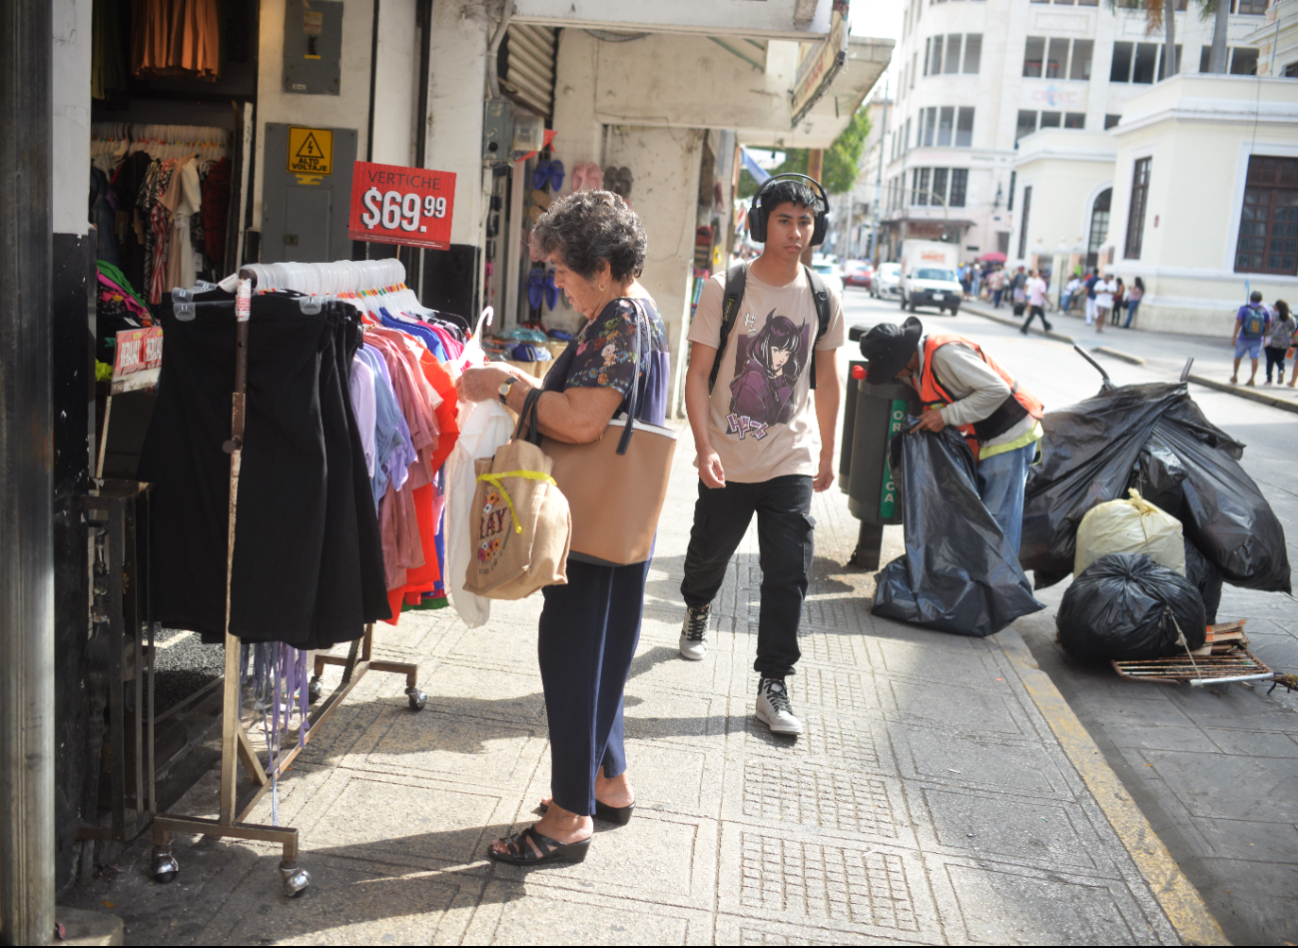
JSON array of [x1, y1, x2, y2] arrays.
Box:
[[679, 177, 846, 737], [1232, 290, 1272, 386]]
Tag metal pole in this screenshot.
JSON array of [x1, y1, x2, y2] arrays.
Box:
[[0, 0, 55, 943], [869, 78, 888, 265]]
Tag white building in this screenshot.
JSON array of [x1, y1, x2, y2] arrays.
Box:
[[877, 0, 1275, 265]]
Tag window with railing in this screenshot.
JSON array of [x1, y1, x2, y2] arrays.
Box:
[[1024, 37, 1094, 79], [1235, 156, 1298, 276], [906, 167, 970, 208], [924, 34, 983, 75], [1124, 157, 1151, 259]]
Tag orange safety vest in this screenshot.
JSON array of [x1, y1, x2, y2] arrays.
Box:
[[917, 334, 1044, 460]]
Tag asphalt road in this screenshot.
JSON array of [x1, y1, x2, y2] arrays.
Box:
[[840, 286, 1298, 946]]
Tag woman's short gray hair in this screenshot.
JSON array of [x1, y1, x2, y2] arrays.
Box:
[[531, 190, 646, 283]]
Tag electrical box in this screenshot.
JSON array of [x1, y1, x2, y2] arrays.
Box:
[[261, 123, 357, 264], [283, 0, 343, 95], [483, 98, 513, 163]]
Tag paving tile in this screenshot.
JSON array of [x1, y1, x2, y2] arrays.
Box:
[[734, 758, 903, 841], [787, 666, 880, 718], [467, 881, 712, 945], [716, 824, 942, 943], [1201, 726, 1298, 758], [419, 661, 547, 725], [1098, 722, 1220, 754], [1191, 817, 1298, 864], [1136, 749, 1298, 823], [917, 786, 1100, 870], [732, 708, 888, 774], [880, 679, 1030, 739], [870, 638, 1009, 692], [927, 859, 1171, 946], [887, 722, 1068, 797], [713, 914, 930, 946]]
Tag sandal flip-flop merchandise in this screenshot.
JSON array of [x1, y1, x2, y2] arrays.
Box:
[[488, 825, 591, 865]]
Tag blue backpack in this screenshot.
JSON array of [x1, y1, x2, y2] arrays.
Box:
[[1239, 304, 1269, 339]]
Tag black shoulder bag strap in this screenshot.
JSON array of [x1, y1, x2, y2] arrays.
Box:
[[803, 263, 831, 391], [515, 387, 544, 446], [616, 299, 646, 456], [708, 263, 748, 394]]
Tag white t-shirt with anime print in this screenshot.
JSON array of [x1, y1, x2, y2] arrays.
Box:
[[688, 266, 846, 484]]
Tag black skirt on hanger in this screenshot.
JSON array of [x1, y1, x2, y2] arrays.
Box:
[[138, 287, 390, 649]]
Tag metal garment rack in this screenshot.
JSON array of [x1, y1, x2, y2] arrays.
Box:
[[150, 281, 427, 897]]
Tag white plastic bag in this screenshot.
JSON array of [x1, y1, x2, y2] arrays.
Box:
[[1075, 489, 1185, 578], [445, 396, 515, 627]]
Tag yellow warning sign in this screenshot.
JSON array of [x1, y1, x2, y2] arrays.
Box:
[[287, 127, 333, 176]]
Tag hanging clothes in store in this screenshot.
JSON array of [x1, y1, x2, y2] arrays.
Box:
[[132, 0, 221, 82], [139, 286, 390, 649]]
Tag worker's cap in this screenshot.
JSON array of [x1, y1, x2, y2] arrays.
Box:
[[860, 317, 922, 385]]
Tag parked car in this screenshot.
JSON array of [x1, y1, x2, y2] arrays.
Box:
[[843, 261, 873, 288], [810, 261, 844, 297], [871, 262, 901, 299]]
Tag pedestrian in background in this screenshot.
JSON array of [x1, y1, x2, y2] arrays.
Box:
[[1109, 278, 1125, 327], [460, 191, 668, 866], [1231, 290, 1272, 387], [1264, 299, 1295, 385], [1093, 270, 1115, 334], [971, 264, 983, 300], [1123, 276, 1144, 328], [1083, 269, 1099, 326], [1020, 269, 1051, 335], [1010, 266, 1027, 317], [1061, 274, 1080, 314], [991, 267, 1006, 308]]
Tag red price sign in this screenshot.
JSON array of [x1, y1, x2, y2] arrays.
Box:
[[348, 161, 457, 250]]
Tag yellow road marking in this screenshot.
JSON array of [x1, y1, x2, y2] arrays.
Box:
[[998, 633, 1230, 947]]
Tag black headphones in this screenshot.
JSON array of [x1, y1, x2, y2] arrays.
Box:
[[748, 172, 830, 246]]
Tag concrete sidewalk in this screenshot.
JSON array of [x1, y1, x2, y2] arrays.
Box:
[[63, 425, 1225, 945]]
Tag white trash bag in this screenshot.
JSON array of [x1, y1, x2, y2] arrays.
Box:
[[1075, 489, 1185, 578]]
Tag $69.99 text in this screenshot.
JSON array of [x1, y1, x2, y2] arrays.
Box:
[[358, 187, 448, 233]]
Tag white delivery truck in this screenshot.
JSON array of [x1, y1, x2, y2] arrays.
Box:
[[898, 240, 963, 315]]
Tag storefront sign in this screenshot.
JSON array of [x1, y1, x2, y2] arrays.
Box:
[[112, 327, 163, 394], [790, 1, 849, 125], [348, 161, 456, 250]]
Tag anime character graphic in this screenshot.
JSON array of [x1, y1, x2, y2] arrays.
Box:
[[727, 311, 809, 434]]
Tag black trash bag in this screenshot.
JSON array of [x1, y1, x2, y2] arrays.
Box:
[[873, 423, 1044, 637], [1023, 381, 1291, 594], [1022, 383, 1185, 584], [1133, 400, 1290, 593], [1183, 540, 1223, 625], [1057, 553, 1207, 662]]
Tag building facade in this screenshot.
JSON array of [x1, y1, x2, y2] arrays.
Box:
[[877, 0, 1276, 265]]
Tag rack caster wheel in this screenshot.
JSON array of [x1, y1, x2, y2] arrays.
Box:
[[280, 863, 311, 897], [151, 849, 179, 884], [308, 676, 323, 704], [406, 686, 427, 712]]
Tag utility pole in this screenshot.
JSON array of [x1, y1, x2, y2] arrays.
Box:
[[0, 0, 56, 943], [869, 77, 889, 265]]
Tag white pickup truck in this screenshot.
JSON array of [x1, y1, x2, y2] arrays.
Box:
[[898, 240, 963, 315]]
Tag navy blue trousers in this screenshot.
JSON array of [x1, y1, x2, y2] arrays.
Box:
[[537, 557, 650, 816]]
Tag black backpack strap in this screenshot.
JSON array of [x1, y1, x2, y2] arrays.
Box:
[[708, 263, 748, 394], [803, 264, 831, 390]]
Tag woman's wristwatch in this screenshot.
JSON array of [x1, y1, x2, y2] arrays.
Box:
[[498, 376, 517, 405]]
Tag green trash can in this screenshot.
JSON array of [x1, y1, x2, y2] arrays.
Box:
[[838, 360, 867, 494], [845, 377, 920, 567]]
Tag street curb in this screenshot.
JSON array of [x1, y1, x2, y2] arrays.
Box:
[[1093, 346, 1146, 365], [1186, 374, 1298, 416], [995, 630, 1229, 947], [963, 301, 1076, 344]]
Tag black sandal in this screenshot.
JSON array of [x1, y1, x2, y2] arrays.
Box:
[[488, 825, 591, 865], [539, 799, 635, 826]]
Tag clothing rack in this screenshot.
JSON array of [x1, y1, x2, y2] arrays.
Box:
[[150, 261, 429, 897], [91, 122, 230, 163]]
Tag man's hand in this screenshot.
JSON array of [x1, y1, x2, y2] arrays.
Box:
[[910, 407, 946, 433], [698, 447, 726, 489], [813, 451, 835, 492]]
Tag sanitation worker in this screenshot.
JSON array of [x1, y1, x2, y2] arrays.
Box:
[[859, 316, 1043, 554]]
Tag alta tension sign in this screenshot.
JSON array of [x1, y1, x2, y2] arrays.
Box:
[[348, 161, 457, 250]]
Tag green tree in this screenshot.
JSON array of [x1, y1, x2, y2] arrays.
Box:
[[737, 104, 872, 199]]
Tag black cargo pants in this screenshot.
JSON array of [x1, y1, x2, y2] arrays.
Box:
[[680, 474, 815, 679]]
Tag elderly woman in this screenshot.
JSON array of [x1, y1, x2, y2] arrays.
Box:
[[458, 190, 669, 865]]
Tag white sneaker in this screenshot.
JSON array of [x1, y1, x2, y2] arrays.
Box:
[[755, 678, 803, 736], [679, 604, 710, 661]]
